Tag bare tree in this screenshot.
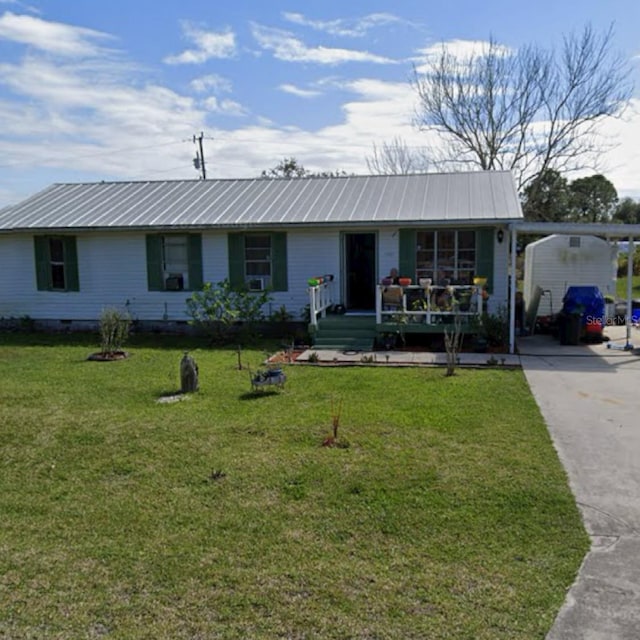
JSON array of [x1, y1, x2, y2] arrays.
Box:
[[412, 25, 631, 189], [366, 137, 430, 175]]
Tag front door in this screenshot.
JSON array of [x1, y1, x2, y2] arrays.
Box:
[[344, 232, 376, 310]]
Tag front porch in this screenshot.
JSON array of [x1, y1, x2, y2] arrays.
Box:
[[308, 282, 486, 350]]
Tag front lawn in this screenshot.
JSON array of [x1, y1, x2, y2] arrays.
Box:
[[0, 335, 588, 639], [616, 275, 640, 300]]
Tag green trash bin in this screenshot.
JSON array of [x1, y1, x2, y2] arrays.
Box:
[[559, 312, 581, 345]]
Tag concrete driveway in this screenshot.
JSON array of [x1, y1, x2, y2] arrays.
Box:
[[519, 326, 640, 640]]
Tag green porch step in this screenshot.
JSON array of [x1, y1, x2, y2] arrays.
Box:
[[311, 315, 377, 351]]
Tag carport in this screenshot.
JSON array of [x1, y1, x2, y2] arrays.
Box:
[[508, 222, 640, 354]]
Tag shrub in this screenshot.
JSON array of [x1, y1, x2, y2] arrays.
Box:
[[617, 254, 640, 277], [99, 307, 131, 354], [186, 279, 272, 343], [480, 307, 509, 347]]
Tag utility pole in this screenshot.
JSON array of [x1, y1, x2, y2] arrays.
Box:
[[193, 132, 207, 180]]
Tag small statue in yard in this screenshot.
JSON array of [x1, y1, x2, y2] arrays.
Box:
[[180, 351, 199, 393]]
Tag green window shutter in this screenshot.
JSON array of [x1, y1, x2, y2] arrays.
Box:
[[146, 235, 164, 291], [270, 232, 288, 292], [64, 236, 80, 291], [34, 236, 50, 290], [475, 228, 495, 292], [227, 233, 245, 289], [187, 234, 203, 291], [398, 229, 417, 281]]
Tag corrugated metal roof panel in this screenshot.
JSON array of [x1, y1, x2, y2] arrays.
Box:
[[0, 171, 523, 231]]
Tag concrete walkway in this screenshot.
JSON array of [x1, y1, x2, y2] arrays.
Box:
[[519, 326, 640, 640]]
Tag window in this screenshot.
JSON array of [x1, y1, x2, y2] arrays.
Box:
[[146, 234, 203, 291], [163, 235, 189, 289], [244, 234, 271, 289], [34, 236, 79, 292], [228, 232, 288, 292], [416, 230, 476, 284]]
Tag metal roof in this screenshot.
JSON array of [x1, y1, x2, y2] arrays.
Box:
[[0, 171, 523, 232]]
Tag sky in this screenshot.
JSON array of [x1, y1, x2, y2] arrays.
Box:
[[1, 0, 639, 208]]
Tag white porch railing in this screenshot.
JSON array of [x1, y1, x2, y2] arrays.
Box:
[[376, 284, 484, 325], [308, 281, 335, 329]]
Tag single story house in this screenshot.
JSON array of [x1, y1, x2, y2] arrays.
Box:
[[0, 171, 523, 344]]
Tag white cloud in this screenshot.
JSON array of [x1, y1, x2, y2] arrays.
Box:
[[413, 39, 513, 73], [250, 23, 395, 65], [279, 83, 321, 99], [202, 96, 248, 117], [164, 21, 236, 65], [190, 74, 232, 94], [595, 99, 640, 198], [0, 53, 207, 184], [282, 12, 405, 38], [0, 11, 114, 57]]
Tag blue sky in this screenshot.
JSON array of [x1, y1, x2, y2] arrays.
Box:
[[1, 0, 639, 207]]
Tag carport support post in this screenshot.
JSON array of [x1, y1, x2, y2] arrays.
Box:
[[509, 225, 518, 354], [626, 238, 634, 349]]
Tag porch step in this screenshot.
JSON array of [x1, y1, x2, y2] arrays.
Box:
[[311, 315, 377, 351]]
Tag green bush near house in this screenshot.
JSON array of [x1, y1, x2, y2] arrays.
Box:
[[186, 279, 272, 343], [0, 335, 588, 639]]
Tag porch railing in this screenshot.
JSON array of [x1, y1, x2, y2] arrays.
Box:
[[376, 284, 484, 325], [308, 281, 335, 329]]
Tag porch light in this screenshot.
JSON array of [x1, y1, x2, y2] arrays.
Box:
[[497, 228, 505, 243]]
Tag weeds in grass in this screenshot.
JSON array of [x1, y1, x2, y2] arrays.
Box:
[[323, 397, 345, 447]]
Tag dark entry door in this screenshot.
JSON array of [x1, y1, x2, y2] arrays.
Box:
[[344, 232, 376, 310]]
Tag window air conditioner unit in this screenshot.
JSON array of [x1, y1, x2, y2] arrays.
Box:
[[165, 274, 184, 291], [248, 277, 265, 292]]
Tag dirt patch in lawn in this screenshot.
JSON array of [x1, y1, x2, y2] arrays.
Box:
[[87, 351, 130, 362]]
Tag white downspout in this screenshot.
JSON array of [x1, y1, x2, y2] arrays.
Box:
[[509, 225, 518, 354]]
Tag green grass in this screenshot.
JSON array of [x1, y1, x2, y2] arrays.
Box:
[[0, 334, 588, 639], [616, 275, 640, 299]]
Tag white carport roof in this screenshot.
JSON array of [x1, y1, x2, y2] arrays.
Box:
[[512, 221, 640, 238]]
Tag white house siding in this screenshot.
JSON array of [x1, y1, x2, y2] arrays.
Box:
[[0, 234, 33, 319], [283, 228, 342, 319], [0, 226, 507, 322], [0, 232, 180, 321], [0, 229, 344, 323], [491, 229, 509, 313]]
